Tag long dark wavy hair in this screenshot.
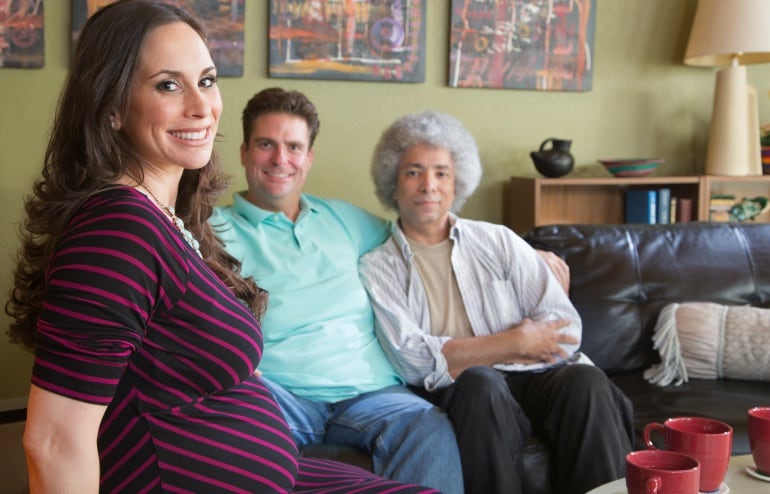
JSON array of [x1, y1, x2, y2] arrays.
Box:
[[6, 0, 266, 351]]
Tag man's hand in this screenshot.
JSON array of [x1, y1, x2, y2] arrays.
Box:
[[442, 318, 580, 376], [507, 318, 578, 364], [536, 250, 570, 294]]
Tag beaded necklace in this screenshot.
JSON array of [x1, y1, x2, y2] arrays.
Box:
[[125, 171, 202, 258]]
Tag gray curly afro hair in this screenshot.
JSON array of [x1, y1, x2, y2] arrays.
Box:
[[371, 111, 482, 213]]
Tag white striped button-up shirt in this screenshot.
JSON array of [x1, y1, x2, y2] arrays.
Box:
[[359, 214, 589, 391]]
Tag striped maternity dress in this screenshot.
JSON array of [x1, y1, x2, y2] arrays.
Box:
[[30, 187, 437, 493]]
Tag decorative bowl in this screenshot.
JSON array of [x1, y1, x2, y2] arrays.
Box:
[[598, 158, 664, 178]]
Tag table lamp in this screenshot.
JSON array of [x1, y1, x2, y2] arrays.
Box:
[[684, 0, 770, 176]]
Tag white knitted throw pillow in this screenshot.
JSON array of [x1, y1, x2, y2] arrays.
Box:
[[644, 302, 770, 387]]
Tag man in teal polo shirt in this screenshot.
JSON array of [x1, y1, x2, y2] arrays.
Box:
[[211, 87, 463, 493]]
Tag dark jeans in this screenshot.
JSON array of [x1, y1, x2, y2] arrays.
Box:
[[410, 364, 634, 494]]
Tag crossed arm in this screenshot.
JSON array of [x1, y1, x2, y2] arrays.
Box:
[[443, 250, 576, 378], [441, 317, 577, 379]]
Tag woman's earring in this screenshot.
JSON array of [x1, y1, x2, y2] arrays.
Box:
[[110, 119, 118, 130]]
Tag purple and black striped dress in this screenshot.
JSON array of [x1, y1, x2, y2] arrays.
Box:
[[31, 187, 437, 494]]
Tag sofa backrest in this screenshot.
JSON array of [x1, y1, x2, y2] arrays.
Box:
[[524, 222, 770, 376]]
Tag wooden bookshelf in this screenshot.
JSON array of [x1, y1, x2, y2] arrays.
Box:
[[507, 175, 770, 233]]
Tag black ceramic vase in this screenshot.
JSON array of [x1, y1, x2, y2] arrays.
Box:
[[530, 137, 574, 178]]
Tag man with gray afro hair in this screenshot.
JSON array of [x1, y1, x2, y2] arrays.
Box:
[[371, 111, 481, 213], [360, 112, 634, 494]]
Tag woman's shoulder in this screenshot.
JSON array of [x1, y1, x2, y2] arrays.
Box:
[[74, 186, 175, 233], [79, 186, 152, 215], [53, 186, 192, 303], [63, 186, 190, 266]]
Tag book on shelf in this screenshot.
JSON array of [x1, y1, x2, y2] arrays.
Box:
[[657, 188, 671, 224], [625, 188, 680, 225], [669, 196, 678, 223], [625, 189, 657, 224], [676, 197, 694, 223]]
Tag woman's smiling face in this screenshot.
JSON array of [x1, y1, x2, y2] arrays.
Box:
[[119, 21, 221, 173]]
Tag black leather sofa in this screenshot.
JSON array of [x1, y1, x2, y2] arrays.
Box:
[[303, 222, 770, 493]]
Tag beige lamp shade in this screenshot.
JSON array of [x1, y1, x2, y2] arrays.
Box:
[[684, 0, 770, 176], [685, 0, 770, 67]]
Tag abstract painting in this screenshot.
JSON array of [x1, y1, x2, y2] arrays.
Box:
[[269, 0, 426, 82], [71, 0, 245, 77], [449, 0, 595, 91], [0, 0, 44, 68]]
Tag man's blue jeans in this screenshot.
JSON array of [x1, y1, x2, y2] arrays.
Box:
[[263, 378, 464, 494]]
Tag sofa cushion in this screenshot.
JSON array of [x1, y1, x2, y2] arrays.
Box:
[[645, 302, 770, 386]]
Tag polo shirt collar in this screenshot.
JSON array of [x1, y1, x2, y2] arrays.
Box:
[[232, 192, 319, 224]]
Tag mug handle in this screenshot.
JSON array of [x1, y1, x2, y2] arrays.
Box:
[[539, 137, 555, 151], [645, 476, 662, 494], [643, 422, 665, 450]]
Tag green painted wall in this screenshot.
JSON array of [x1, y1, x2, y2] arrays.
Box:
[[2, 0, 770, 402]]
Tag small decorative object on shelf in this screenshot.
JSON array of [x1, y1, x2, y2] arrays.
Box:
[[530, 137, 574, 178], [762, 147, 770, 175], [598, 158, 664, 177], [729, 196, 769, 222], [761, 123, 770, 175], [709, 194, 736, 222]]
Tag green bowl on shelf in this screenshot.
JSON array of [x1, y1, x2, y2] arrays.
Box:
[[598, 158, 664, 177]]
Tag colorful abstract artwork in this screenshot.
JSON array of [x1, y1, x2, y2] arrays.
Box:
[[269, 0, 426, 82], [449, 0, 596, 91], [0, 0, 44, 68], [71, 0, 245, 77]]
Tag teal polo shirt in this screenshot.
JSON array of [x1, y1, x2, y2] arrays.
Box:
[[211, 193, 401, 402]]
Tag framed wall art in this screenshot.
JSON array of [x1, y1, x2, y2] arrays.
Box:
[[449, 0, 596, 91], [71, 0, 245, 77], [269, 0, 426, 82], [0, 0, 44, 69]]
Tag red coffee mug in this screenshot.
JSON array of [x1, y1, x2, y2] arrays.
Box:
[[626, 450, 700, 494], [749, 406, 770, 476], [643, 417, 732, 492]]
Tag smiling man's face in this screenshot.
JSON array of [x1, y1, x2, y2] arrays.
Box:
[[241, 112, 314, 221]]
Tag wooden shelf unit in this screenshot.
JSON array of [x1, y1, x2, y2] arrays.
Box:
[[507, 175, 770, 234]]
